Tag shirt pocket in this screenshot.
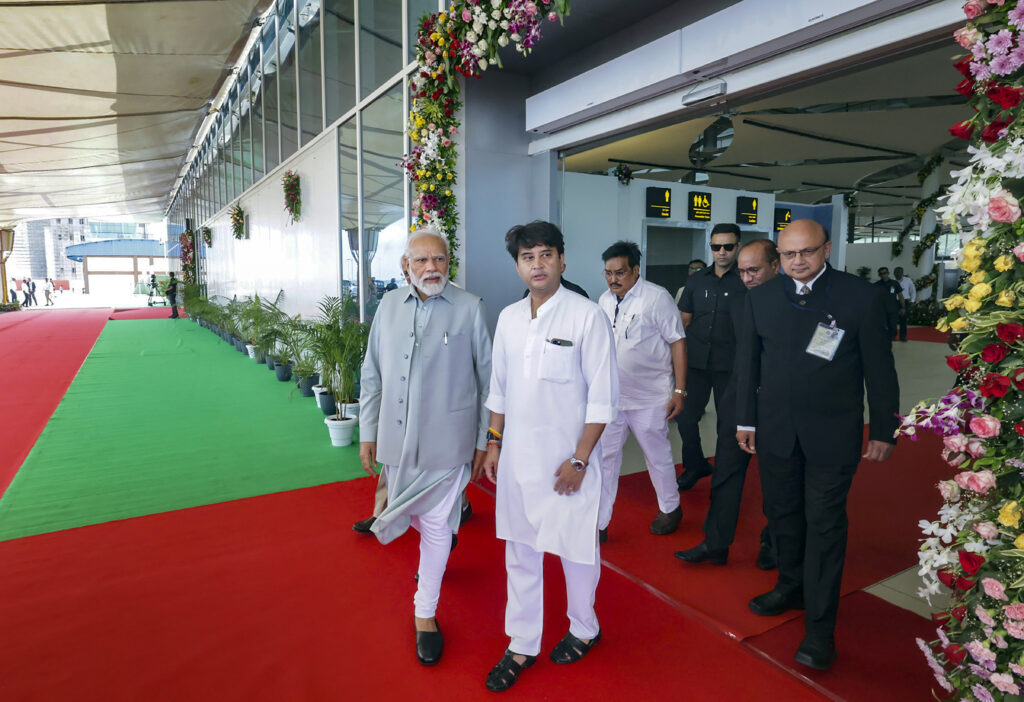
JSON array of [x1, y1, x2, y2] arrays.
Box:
[[621, 315, 653, 349], [442, 331, 475, 412], [540, 340, 575, 383]]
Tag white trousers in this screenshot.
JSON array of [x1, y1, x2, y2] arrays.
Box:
[[505, 540, 601, 657], [598, 405, 680, 529], [405, 471, 463, 619]]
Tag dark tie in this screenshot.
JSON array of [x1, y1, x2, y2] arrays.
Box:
[[799, 284, 811, 295], [613, 297, 622, 326]]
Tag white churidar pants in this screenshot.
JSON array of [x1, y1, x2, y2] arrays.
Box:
[[598, 406, 680, 529], [400, 469, 463, 619], [505, 540, 601, 656]]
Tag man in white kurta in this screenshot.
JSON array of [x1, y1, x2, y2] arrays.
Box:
[[481, 221, 617, 692], [597, 241, 686, 539]]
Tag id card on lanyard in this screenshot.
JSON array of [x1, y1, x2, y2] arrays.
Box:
[[806, 322, 844, 360]]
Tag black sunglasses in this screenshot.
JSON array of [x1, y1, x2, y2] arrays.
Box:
[[710, 243, 736, 252]]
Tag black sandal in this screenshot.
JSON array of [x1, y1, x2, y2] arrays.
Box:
[[485, 649, 537, 692], [549, 630, 602, 664]]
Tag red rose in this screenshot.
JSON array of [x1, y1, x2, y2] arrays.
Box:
[[947, 354, 972, 372], [944, 644, 967, 666], [982, 117, 1015, 143], [959, 550, 985, 575], [937, 568, 955, 588], [997, 323, 1024, 344], [955, 55, 973, 78], [957, 78, 975, 98], [981, 373, 1011, 398], [932, 611, 951, 628], [951, 604, 967, 622], [988, 86, 1024, 110], [981, 343, 1011, 363], [950, 120, 975, 140], [956, 575, 975, 591], [1014, 368, 1024, 390]]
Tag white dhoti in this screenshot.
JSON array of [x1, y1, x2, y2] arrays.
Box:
[[598, 406, 680, 529], [505, 540, 601, 657]]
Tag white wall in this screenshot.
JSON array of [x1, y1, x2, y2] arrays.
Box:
[[204, 131, 340, 318], [844, 240, 930, 288]]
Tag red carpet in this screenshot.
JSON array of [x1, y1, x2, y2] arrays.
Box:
[[109, 307, 186, 320], [0, 481, 825, 702], [745, 591, 939, 701], [905, 326, 948, 343], [0, 309, 109, 496], [597, 430, 946, 639]]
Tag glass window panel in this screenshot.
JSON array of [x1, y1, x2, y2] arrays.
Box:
[[407, 0, 435, 62], [250, 49, 265, 181], [323, 0, 355, 124], [297, 0, 322, 145], [238, 66, 253, 191], [278, 0, 299, 160], [360, 83, 405, 320], [339, 118, 358, 305], [358, 0, 401, 100], [262, 14, 281, 171]]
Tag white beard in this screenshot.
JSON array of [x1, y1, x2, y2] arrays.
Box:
[[411, 271, 446, 297]]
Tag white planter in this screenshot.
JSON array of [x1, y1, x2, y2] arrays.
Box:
[[312, 384, 326, 402], [245, 344, 256, 359], [341, 402, 360, 419], [324, 415, 357, 447]]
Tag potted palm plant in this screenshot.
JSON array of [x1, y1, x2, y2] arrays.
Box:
[[309, 295, 367, 446]]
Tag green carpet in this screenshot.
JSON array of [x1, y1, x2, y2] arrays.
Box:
[[0, 320, 364, 541]]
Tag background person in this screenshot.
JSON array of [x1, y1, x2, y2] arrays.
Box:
[[166, 273, 179, 318], [893, 266, 915, 342], [597, 240, 686, 541], [44, 278, 54, 306], [874, 267, 903, 341], [734, 220, 899, 671]]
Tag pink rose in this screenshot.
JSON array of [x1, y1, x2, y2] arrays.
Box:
[[967, 438, 987, 458], [947, 450, 969, 468], [955, 26, 983, 48], [971, 414, 1003, 438], [1014, 242, 1024, 263], [945, 434, 969, 452], [964, 0, 986, 18], [462, 8, 472, 22], [966, 470, 997, 494], [989, 190, 1022, 223], [1008, 620, 1024, 639], [992, 673, 1021, 695], [547, 11, 558, 21], [984, 577, 1010, 601], [977, 605, 997, 626], [1005, 604, 1024, 620], [974, 521, 999, 539], [939, 480, 962, 501], [524, 1, 537, 15]]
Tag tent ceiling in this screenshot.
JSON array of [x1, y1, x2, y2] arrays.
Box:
[[0, 0, 269, 227], [565, 44, 972, 221]]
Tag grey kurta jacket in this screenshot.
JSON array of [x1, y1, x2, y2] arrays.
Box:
[[359, 282, 492, 470]]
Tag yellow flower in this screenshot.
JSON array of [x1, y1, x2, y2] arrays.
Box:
[[430, 32, 440, 42], [1000, 501, 1022, 528], [970, 271, 987, 284], [438, 37, 445, 47], [950, 316, 970, 331], [964, 298, 982, 313], [944, 295, 965, 311], [445, 190, 451, 196], [420, 184, 429, 192], [969, 282, 993, 300], [438, 12, 446, 22], [447, 174, 453, 180], [995, 255, 1015, 272], [416, 169, 425, 177], [425, 172, 432, 178], [936, 318, 950, 332], [962, 256, 982, 273], [430, 184, 435, 191], [965, 238, 986, 256], [996, 289, 1017, 307], [1015, 533, 1024, 549]]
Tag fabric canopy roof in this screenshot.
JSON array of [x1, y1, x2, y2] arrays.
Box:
[[0, 0, 268, 227]]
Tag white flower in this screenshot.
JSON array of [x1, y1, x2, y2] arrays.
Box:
[[498, 34, 509, 47], [477, 58, 488, 71], [488, 56, 497, 64], [920, 519, 941, 537], [488, 20, 497, 29], [491, 9, 501, 19], [491, 0, 501, 8], [500, 20, 509, 29], [477, 39, 488, 50], [510, 32, 521, 41], [472, 20, 484, 33], [466, 30, 478, 42]]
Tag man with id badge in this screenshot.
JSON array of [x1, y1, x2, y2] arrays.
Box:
[[480, 221, 617, 692], [734, 220, 898, 671]]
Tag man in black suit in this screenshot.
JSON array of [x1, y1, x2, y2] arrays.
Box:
[[734, 220, 898, 671], [166, 273, 179, 318], [874, 267, 903, 341]]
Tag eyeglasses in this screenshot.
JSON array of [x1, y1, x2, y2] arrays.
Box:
[[709, 243, 736, 252], [778, 243, 826, 260], [603, 269, 633, 280]]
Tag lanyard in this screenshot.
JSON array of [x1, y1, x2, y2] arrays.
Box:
[[783, 276, 836, 327]]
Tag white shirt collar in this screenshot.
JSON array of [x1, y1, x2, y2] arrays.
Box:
[[794, 265, 827, 293]]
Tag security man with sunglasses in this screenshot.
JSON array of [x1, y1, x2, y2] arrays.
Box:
[[675, 223, 746, 491]]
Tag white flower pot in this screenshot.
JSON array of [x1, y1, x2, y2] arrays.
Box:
[[341, 402, 360, 419], [312, 384, 325, 401], [245, 344, 256, 359], [324, 415, 357, 447]]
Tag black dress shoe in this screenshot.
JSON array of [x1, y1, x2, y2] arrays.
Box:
[[756, 541, 777, 570], [650, 506, 683, 535], [352, 516, 376, 533], [674, 541, 728, 565], [676, 464, 712, 491], [794, 638, 836, 670], [416, 623, 443, 666], [460, 500, 473, 526], [598, 528, 608, 544], [748, 588, 804, 617]]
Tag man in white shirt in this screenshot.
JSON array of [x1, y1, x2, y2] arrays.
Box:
[[597, 240, 686, 540], [480, 221, 618, 692], [893, 267, 916, 342]]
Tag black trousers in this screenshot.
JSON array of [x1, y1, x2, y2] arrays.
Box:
[[167, 294, 178, 317], [675, 367, 731, 473], [883, 312, 898, 341], [702, 391, 773, 551], [897, 309, 908, 341], [758, 444, 857, 643]]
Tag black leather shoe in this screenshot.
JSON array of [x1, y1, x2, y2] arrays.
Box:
[[451, 533, 458, 552], [674, 541, 728, 565], [756, 541, 777, 570], [650, 506, 683, 535], [460, 500, 473, 526], [352, 516, 376, 533], [415, 623, 443, 666], [748, 588, 804, 617], [676, 464, 712, 491], [794, 637, 837, 671], [598, 528, 608, 544]]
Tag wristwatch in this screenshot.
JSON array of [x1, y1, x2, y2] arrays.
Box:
[[569, 456, 587, 472], [674, 388, 688, 397]]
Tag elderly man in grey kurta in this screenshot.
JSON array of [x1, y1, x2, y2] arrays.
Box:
[[359, 228, 492, 668]]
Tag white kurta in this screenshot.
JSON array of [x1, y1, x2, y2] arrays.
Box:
[[487, 285, 619, 565]]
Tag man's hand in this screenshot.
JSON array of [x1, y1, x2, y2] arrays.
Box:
[[665, 393, 684, 421], [553, 460, 586, 495], [736, 429, 756, 455], [863, 440, 896, 462], [471, 449, 487, 481], [359, 441, 379, 477], [482, 445, 500, 484]]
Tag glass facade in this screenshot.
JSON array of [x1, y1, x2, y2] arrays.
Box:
[[169, 0, 442, 318]]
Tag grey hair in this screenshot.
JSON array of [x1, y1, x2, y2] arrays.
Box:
[[405, 227, 449, 258]]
